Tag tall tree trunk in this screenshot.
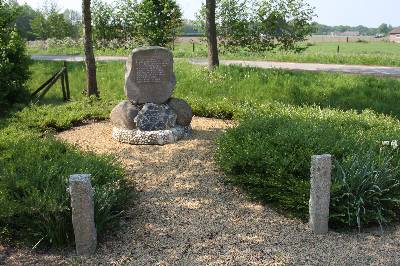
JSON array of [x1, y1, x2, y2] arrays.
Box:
[[82, 0, 98, 97], [206, 0, 219, 71]]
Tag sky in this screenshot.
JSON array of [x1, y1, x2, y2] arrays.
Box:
[[18, 0, 400, 27]]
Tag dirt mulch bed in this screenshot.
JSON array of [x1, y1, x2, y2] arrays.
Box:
[[3, 117, 400, 265]]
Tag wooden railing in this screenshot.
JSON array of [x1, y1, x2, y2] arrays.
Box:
[[31, 61, 70, 104]]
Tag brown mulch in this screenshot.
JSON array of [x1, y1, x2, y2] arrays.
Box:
[[3, 117, 400, 265]]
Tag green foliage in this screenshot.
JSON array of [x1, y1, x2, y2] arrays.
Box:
[[92, 0, 183, 47], [92, 0, 123, 42], [332, 146, 400, 231], [197, 0, 315, 52], [6, 1, 81, 41], [378, 23, 393, 35], [135, 0, 183, 46], [0, 128, 130, 246], [312, 22, 393, 36], [46, 12, 76, 39], [14, 3, 38, 40], [215, 105, 400, 228], [30, 12, 48, 40], [0, 60, 130, 247], [0, 0, 31, 114]]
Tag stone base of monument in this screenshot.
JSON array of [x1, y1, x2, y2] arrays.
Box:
[[112, 47, 193, 145], [110, 99, 193, 146], [112, 125, 192, 145]]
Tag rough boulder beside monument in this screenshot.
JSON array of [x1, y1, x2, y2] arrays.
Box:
[[111, 46, 192, 145]]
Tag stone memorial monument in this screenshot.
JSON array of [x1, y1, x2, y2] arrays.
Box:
[[111, 47, 193, 145]]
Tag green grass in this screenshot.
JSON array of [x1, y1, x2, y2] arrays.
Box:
[[215, 106, 400, 229], [0, 128, 130, 246], [26, 60, 400, 125], [28, 41, 400, 67], [0, 62, 131, 248]]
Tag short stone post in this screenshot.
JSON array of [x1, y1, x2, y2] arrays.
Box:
[[309, 154, 332, 234], [69, 174, 97, 255]]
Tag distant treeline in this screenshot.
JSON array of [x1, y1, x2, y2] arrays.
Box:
[[312, 22, 395, 36], [8, 0, 396, 40], [8, 1, 81, 40]]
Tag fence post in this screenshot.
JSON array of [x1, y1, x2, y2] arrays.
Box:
[[309, 154, 332, 234], [61, 70, 67, 101], [63, 61, 70, 100], [69, 174, 97, 256]]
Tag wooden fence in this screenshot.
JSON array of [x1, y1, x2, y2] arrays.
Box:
[[31, 61, 70, 104]]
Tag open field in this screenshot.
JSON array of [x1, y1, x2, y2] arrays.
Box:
[[27, 60, 400, 120], [28, 38, 400, 67]]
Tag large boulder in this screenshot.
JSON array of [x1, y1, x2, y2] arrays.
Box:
[[167, 98, 193, 126], [124, 47, 176, 104], [110, 100, 140, 130], [135, 103, 177, 131]]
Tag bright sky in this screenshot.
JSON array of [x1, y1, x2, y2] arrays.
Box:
[[18, 0, 400, 27]]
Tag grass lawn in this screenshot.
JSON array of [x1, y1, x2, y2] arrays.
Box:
[[28, 41, 400, 67], [26, 60, 400, 125]]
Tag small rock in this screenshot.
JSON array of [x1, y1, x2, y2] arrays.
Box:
[[135, 103, 177, 131], [167, 98, 193, 126], [110, 100, 140, 130]]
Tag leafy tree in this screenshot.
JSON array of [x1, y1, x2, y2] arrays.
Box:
[[30, 12, 48, 39], [47, 12, 75, 39], [29, 1, 80, 40], [91, 0, 183, 47], [181, 20, 202, 35], [64, 9, 82, 38], [256, 0, 315, 52], [14, 3, 38, 40], [378, 23, 393, 35], [92, 0, 120, 41], [92, 0, 139, 45], [197, 0, 315, 52], [0, 0, 30, 113], [135, 0, 183, 46], [114, 0, 139, 42]]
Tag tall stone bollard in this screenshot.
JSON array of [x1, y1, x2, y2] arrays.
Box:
[[309, 155, 332, 234], [69, 174, 97, 255]]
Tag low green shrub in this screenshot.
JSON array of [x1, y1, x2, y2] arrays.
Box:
[[215, 103, 400, 228], [0, 128, 130, 247], [0, 2, 31, 114]]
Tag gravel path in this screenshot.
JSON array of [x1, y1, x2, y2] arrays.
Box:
[[31, 54, 400, 77], [3, 117, 400, 265]]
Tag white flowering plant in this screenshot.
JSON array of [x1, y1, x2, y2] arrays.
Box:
[[381, 140, 399, 150]]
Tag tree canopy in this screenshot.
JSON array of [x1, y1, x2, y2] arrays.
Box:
[[197, 0, 316, 52]]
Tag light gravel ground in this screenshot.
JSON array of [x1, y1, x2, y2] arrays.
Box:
[[2, 117, 400, 265]]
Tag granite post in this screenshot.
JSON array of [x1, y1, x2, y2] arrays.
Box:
[[69, 174, 97, 255], [309, 154, 332, 234]]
